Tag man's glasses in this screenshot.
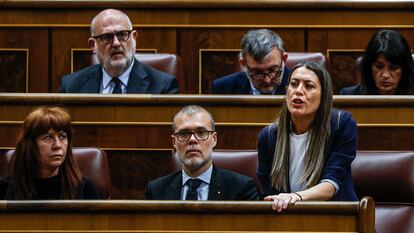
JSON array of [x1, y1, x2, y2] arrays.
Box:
[[92, 30, 133, 44], [246, 62, 283, 81], [173, 129, 214, 142]]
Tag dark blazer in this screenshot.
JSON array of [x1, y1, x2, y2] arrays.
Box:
[[212, 67, 290, 94], [340, 85, 364, 95], [61, 58, 179, 94], [145, 166, 258, 200], [257, 109, 358, 201], [341, 83, 414, 95], [0, 177, 8, 200]]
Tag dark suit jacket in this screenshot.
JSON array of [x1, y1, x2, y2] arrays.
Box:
[[145, 166, 258, 200], [257, 109, 358, 201], [61, 58, 179, 94], [212, 67, 290, 94], [340, 85, 364, 95]]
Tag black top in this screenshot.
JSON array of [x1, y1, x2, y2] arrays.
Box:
[[340, 84, 364, 95], [0, 177, 8, 199], [4, 172, 100, 200]]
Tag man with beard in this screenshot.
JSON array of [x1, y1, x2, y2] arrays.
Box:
[[61, 9, 179, 94], [145, 105, 258, 200], [212, 29, 289, 95]]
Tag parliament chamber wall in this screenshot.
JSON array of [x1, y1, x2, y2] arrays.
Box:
[[2, 0, 414, 93]]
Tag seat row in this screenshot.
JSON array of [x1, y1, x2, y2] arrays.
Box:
[[1, 147, 413, 233]]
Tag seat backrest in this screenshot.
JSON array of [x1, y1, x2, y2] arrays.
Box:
[[1, 147, 112, 199], [92, 53, 184, 92], [375, 204, 414, 233], [351, 151, 414, 203], [285, 52, 326, 68], [172, 150, 260, 190]]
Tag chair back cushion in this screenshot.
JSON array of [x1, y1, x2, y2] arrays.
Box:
[[375, 204, 414, 233], [1, 147, 111, 199], [286, 52, 326, 68], [351, 151, 414, 203], [172, 150, 259, 190]]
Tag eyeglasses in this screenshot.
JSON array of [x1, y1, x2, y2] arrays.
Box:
[[246, 62, 283, 81], [92, 30, 133, 44], [173, 129, 214, 142]]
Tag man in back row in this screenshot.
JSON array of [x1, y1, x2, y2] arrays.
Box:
[[145, 105, 258, 200], [213, 29, 290, 95], [61, 9, 179, 94]]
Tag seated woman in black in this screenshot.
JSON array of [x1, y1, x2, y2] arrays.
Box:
[[5, 107, 100, 200], [340, 29, 414, 95]]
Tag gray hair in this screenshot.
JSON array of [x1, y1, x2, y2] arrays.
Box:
[[172, 105, 215, 132], [90, 9, 133, 36], [241, 29, 285, 61]]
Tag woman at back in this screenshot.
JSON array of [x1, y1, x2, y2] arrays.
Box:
[[340, 29, 414, 95]]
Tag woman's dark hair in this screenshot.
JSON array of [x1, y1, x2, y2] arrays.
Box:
[[10, 107, 83, 199], [271, 61, 333, 191], [360, 29, 414, 94]]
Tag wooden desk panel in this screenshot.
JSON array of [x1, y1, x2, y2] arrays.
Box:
[[1, 94, 412, 198], [0, 198, 375, 233], [1, 94, 414, 150]]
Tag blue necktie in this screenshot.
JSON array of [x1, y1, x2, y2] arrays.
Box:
[[185, 179, 202, 200], [112, 78, 122, 94]]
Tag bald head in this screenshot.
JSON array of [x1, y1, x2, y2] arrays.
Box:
[[88, 8, 137, 78], [90, 9, 132, 36]]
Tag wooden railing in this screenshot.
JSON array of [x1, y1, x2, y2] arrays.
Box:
[[1, 94, 413, 150], [0, 197, 375, 232]]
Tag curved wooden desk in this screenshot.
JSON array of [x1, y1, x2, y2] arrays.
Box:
[[0, 197, 375, 232]]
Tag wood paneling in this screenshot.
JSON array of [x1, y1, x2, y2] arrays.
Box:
[[51, 28, 90, 92], [0, 50, 27, 92], [0, 198, 375, 233], [0, 28, 48, 92], [1, 1, 414, 93], [1, 94, 414, 150]]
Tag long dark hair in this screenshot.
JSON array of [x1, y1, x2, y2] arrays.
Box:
[[10, 107, 83, 199], [360, 29, 414, 94], [270, 61, 333, 191]]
